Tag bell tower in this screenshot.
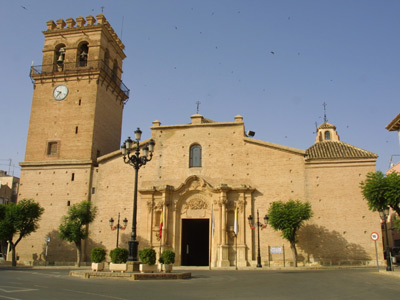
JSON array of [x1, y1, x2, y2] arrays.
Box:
[[17, 15, 129, 263], [25, 14, 129, 162]]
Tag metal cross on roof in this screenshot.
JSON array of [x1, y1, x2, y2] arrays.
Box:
[[196, 101, 201, 114], [323, 102, 328, 123]]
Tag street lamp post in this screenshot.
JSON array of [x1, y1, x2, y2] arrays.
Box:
[[121, 128, 155, 261], [248, 210, 269, 268], [109, 213, 128, 248], [378, 207, 393, 271]]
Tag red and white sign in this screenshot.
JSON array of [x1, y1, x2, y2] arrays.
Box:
[[370, 232, 379, 241]]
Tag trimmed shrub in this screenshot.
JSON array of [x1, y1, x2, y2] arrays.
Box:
[[138, 248, 156, 265], [90, 247, 106, 263], [110, 247, 129, 264], [161, 249, 175, 265]]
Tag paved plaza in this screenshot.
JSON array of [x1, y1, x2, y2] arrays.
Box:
[[0, 266, 399, 300]]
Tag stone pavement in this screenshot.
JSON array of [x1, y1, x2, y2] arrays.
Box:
[[2, 261, 399, 280], [69, 264, 400, 280]]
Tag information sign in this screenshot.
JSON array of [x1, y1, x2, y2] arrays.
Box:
[[270, 246, 283, 254]]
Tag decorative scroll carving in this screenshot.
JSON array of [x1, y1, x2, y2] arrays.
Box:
[[154, 201, 163, 210], [184, 198, 208, 210], [146, 200, 163, 212], [146, 200, 153, 212]]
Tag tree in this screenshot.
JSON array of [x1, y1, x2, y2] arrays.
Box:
[[267, 200, 312, 267], [384, 172, 400, 216], [58, 201, 97, 267], [0, 199, 44, 266], [360, 171, 400, 231]]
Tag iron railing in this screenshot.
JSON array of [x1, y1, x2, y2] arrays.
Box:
[[30, 60, 130, 98]]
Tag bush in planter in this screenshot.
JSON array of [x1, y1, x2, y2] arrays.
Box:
[[161, 249, 175, 265], [110, 247, 129, 264], [138, 248, 156, 265], [90, 247, 106, 263]]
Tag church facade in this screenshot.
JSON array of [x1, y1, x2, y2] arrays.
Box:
[[17, 15, 382, 267]]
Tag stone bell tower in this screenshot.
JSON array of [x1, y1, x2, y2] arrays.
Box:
[[25, 14, 129, 162], [17, 14, 129, 263]]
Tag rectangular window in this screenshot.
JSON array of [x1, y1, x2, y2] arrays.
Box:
[[75, 126, 79, 134], [71, 173, 75, 181], [47, 142, 58, 156]]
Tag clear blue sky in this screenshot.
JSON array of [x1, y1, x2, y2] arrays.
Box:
[[0, 0, 399, 176]]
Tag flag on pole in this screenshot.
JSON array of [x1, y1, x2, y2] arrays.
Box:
[[234, 207, 238, 236], [159, 209, 163, 239]]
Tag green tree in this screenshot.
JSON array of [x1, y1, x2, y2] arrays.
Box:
[[0, 199, 44, 266], [360, 171, 400, 231], [267, 200, 312, 267], [58, 201, 97, 266]]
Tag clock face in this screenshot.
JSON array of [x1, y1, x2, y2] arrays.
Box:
[[53, 85, 68, 100]]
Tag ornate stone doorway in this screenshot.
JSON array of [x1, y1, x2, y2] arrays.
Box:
[[181, 218, 209, 266], [140, 175, 254, 267]]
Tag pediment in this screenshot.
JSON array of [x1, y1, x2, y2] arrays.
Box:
[[175, 175, 213, 194]]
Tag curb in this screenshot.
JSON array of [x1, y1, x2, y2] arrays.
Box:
[[69, 270, 191, 280]]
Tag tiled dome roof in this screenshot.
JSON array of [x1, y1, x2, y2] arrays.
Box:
[[306, 141, 378, 160]]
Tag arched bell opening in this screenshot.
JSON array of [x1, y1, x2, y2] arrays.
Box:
[[54, 44, 66, 71], [77, 42, 89, 67]]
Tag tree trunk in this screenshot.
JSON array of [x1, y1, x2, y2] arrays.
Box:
[[10, 243, 16, 267], [290, 242, 298, 267], [76, 243, 81, 267]]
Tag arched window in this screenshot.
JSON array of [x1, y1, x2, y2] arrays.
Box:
[[189, 144, 202, 167], [78, 42, 88, 67], [324, 131, 331, 140]]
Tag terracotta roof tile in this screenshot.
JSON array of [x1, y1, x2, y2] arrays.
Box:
[[305, 141, 377, 160]]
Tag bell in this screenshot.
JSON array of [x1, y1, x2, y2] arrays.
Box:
[[57, 47, 65, 64]]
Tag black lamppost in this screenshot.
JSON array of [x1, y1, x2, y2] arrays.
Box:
[[121, 128, 155, 261], [378, 207, 393, 271], [248, 210, 269, 268], [109, 213, 128, 248]]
